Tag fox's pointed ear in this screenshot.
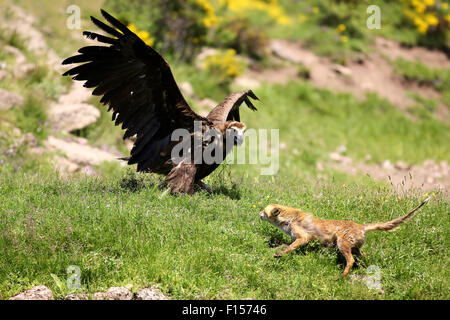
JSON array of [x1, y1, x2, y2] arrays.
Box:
[[270, 207, 280, 216]]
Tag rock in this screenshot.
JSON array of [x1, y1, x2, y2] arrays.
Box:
[[3, 45, 27, 65], [45, 136, 118, 166], [0, 70, 8, 81], [14, 63, 37, 78], [394, 161, 410, 170], [48, 103, 100, 133], [9, 286, 53, 300], [233, 76, 261, 89], [0, 88, 24, 110], [270, 39, 303, 64], [58, 81, 93, 105], [180, 81, 194, 98], [53, 156, 80, 174], [135, 286, 168, 300], [18, 133, 38, 147], [196, 98, 217, 109], [94, 287, 133, 300], [332, 64, 352, 76], [382, 160, 394, 170], [329, 152, 352, 164], [65, 293, 89, 300]]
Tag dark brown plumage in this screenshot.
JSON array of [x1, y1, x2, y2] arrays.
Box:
[[62, 9, 259, 195]]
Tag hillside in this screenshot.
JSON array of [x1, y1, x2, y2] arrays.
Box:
[[0, 0, 449, 300]]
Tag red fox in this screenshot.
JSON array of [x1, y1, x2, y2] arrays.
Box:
[[259, 198, 430, 277]]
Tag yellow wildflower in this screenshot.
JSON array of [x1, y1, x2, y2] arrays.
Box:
[[445, 14, 450, 24], [298, 14, 308, 23], [341, 35, 348, 43], [312, 7, 319, 14], [337, 24, 346, 33], [442, 3, 448, 10], [424, 13, 439, 26], [127, 24, 154, 46]]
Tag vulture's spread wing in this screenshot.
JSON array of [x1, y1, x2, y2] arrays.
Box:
[[207, 90, 258, 124], [62, 9, 208, 172]]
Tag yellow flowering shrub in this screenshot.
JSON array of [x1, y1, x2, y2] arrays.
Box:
[[218, 0, 291, 25], [401, 0, 450, 34], [127, 24, 154, 46], [202, 49, 246, 84]]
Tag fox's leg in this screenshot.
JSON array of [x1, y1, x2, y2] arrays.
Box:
[[274, 237, 309, 258], [337, 239, 355, 277]]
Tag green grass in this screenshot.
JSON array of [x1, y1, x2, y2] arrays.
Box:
[[393, 58, 450, 93], [0, 78, 449, 299], [0, 165, 448, 300], [1, 0, 449, 300]]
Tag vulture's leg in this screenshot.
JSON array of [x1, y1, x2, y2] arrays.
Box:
[[166, 161, 197, 195], [197, 181, 213, 194]]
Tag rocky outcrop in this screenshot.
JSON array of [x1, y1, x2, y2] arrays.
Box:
[[9, 286, 53, 300], [45, 136, 118, 167], [93, 287, 133, 300], [48, 82, 100, 133], [48, 103, 100, 133], [135, 286, 168, 300]]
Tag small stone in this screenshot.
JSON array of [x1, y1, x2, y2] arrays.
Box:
[[382, 160, 393, 170], [100, 287, 133, 300], [332, 64, 352, 76], [329, 152, 352, 164], [394, 161, 410, 170], [9, 286, 53, 300], [135, 286, 168, 300]]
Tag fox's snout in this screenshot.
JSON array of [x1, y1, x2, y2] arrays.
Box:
[[259, 211, 267, 220]]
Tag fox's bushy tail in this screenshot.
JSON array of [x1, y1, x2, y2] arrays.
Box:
[[363, 198, 430, 233]]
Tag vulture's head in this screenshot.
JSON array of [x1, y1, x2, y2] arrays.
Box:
[[225, 121, 246, 146]]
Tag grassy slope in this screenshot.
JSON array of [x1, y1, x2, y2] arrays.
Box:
[[0, 165, 448, 300], [1, 78, 448, 299], [0, 1, 449, 300]]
